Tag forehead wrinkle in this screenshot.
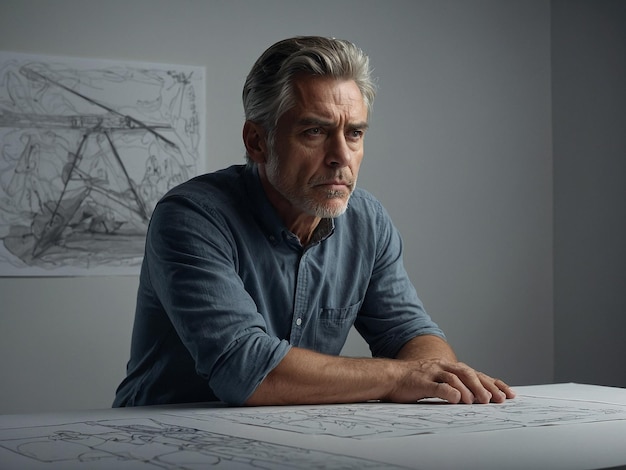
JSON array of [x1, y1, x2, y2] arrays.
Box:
[[281, 78, 368, 136]]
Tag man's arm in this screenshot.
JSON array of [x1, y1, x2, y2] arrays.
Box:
[[245, 335, 515, 406]]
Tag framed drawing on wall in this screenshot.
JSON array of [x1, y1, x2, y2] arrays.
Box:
[[0, 52, 206, 276]]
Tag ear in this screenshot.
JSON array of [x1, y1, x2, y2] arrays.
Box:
[[243, 121, 268, 164]]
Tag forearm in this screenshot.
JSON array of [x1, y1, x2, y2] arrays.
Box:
[[245, 335, 514, 406], [395, 334, 457, 362], [246, 335, 455, 406], [245, 346, 401, 406]]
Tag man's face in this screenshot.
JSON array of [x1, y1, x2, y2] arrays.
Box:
[[263, 75, 369, 219]]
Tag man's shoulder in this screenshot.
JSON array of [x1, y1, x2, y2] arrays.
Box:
[[347, 187, 386, 215], [161, 164, 247, 207], [350, 186, 379, 202], [168, 165, 245, 194], [339, 187, 394, 235]]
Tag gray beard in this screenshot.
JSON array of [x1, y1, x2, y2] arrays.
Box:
[[264, 150, 353, 218]]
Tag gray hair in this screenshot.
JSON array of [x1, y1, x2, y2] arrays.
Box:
[[242, 36, 376, 162]]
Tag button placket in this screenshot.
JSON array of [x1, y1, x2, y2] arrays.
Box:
[[290, 251, 309, 345]]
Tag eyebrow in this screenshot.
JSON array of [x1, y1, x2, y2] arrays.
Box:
[[296, 117, 370, 131]]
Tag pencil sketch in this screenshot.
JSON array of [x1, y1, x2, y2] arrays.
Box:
[[186, 396, 626, 439], [0, 51, 205, 276], [0, 417, 410, 469]]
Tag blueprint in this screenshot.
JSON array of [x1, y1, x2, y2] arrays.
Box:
[[1, 386, 626, 469]]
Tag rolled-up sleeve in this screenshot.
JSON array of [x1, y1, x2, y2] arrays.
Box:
[[146, 195, 291, 404], [354, 201, 445, 359]]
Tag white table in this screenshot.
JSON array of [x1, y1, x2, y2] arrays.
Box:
[[1, 383, 625, 469]]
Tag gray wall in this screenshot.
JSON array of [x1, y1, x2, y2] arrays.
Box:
[[552, 0, 626, 387], [0, 0, 554, 414]]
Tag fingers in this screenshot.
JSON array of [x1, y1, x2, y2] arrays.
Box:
[[494, 378, 516, 399], [392, 359, 515, 405], [433, 372, 472, 404], [475, 373, 516, 403], [432, 362, 515, 404], [433, 362, 487, 404]]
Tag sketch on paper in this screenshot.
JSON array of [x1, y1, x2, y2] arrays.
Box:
[[0, 418, 410, 470], [186, 396, 626, 439], [1, 395, 626, 468], [0, 51, 205, 276]]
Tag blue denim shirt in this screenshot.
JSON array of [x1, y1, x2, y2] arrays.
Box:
[[113, 164, 444, 407]]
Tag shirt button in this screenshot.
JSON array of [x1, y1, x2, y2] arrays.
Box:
[[295, 318, 302, 326]]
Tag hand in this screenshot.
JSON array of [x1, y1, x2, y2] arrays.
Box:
[[387, 359, 516, 404]]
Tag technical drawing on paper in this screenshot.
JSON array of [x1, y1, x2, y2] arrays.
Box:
[[0, 51, 205, 276], [1, 397, 626, 468], [0, 418, 410, 470], [185, 396, 626, 439]]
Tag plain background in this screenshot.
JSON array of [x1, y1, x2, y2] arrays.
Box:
[[0, 0, 623, 414]]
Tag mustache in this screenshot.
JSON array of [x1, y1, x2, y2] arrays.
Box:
[[310, 172, 356, 187]]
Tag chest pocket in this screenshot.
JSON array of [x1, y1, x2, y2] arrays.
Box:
[[314, 301, 362, 355]]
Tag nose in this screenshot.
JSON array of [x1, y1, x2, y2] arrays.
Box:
[[324, 132, 352, 168]]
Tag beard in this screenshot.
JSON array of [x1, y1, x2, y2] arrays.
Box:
[[264, 146, 355, 219]]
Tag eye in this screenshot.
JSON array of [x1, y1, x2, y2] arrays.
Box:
[[347, 129, 365, 141], [304, 127, 323, 136]]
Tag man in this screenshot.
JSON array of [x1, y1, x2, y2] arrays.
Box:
[[113, 36, 515, 408]]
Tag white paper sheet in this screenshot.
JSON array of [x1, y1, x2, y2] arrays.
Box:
[[0, 384, 625, 470]]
